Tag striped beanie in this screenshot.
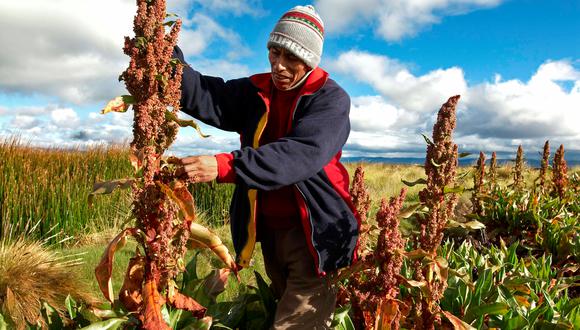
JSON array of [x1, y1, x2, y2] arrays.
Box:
[[267, 5, 324, 69]]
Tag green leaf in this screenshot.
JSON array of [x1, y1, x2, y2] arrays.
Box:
[[79, 318, 127, 330], [135, 36, 147, 49], [166, 111, 210, 138], [65, 295, 77, 319], [163, 20, 177, 27], [565, 302, 580, 329], [459, 152, 472, 158], [168, 307, 183, 329], [444, 186, 465, 194], [255, 271, 276, 327], [169, 58, 182, 67], [468, 302, 509, 319], [156, 74, 168, 88], [402, 178, 427, 187], [332, 305, 355, 330], [421, 133, 434, 146], [182, 251, 200, 295], [41, 302, 64, 330], [0, 313, 8, 330]]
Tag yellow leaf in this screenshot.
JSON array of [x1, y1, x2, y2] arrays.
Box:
[[157, 181, 196, 223], [189, 223, 237, 272], [95, 228, 137, 302], [101, 95, 133, 114]]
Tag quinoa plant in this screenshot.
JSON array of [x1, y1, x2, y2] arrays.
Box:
[[513, 145, 525, 190], [488, 151, 497, 190], [350, 165, 372, 255], [93, 0, 236, 328], [336, 188, 408, 329], [412, 95, 460, 329], [538, 140, 550, 192], [471, 152, 486, 216], [552, 144, 568, 199]]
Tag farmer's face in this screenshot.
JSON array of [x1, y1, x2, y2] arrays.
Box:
[[269, 46, 309, 90]]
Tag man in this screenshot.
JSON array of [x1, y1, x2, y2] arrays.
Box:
[[174, 5, 359, 328]]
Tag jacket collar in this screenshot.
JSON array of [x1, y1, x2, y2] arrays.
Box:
[[249, 67, 329, 97]]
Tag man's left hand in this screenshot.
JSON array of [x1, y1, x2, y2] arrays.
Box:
[[176, 155, 218, 183]]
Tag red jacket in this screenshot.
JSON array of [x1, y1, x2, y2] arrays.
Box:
[[175, 46, 360, 275]]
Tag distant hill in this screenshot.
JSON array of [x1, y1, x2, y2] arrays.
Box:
[[342, 155, 580, 168]]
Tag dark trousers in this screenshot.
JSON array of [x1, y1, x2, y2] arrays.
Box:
[[260, 225, 336, 329]]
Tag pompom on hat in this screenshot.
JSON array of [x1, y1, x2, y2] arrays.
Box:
[[267, 5, 324, 69]]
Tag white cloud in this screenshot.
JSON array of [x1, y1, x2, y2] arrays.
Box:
[[335, 50, 580, 156], [189, 59, 252, 80], [315, 0, 502, 41], [350, 96, 421, 133], [0, 0, 134, 104], [10, 115, 41, 130], [191, 0, 266, 17], [0, 0, 250, 105], [0, 104, 133, 147], [51, 108, 80, 128], [460, 60, 580, 142], [0, 103, 239, 155], [332, 50, 467, 113], [179, 14, 251, 59]]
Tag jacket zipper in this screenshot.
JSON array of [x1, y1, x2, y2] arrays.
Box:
[[295, 185, 323, 276]]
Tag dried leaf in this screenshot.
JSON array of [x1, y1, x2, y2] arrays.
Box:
[[398, 203, 422, 219], [447, 220, 486, 230], [119, 253, 145, 313], [129, 149, 146, 173], [88, 179, 134, 207], [166, 111, 210, 138], [167, 290, 206, 318], [441, 311, 476, 330], [375, 299, 400, 330], [5, 287, 15, 316], [189, 223, 237, 272], [202, 268, 231, 303], [142, 279, 170, 330], [332, 258, 375, 284], [157, 181, 196, 223], [95, 228, 137, 302], [396, 274, 427, 289], [101, 95, 134, 114], [404, 249, 433, 260]]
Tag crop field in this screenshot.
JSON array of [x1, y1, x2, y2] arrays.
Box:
[[1, 135, 579, 329]]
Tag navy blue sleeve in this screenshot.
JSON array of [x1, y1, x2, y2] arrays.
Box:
[[231, 82, 351, 191], [174, 46, 253, 133]]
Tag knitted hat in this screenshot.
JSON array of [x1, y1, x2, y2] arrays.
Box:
[[267, 5, 324, 69]]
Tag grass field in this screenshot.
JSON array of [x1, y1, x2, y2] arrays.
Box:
[[2, 140, 578, 303]]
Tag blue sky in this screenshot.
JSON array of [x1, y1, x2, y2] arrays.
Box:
[[0, 0, 579, 161]]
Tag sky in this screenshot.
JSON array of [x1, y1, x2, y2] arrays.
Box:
[[0, 0, 579, 161]]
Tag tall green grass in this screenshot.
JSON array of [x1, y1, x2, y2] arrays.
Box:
[[0, 138, 235, 241], [1, 138, 133, 241], [3, 137, 577, 241]]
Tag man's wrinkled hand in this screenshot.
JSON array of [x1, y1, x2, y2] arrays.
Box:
[[176, 155, 218, 183]]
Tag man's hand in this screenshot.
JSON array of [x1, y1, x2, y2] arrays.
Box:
[[176, 155, 218, 183]]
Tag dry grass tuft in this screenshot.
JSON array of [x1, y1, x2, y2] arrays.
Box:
[[0, 236, 94, 328]]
